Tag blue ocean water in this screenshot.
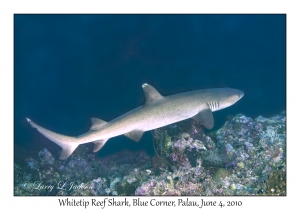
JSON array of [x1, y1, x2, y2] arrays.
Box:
[[14, 14, 286, 160]]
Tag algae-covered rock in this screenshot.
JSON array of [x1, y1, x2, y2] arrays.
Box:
[[213, 168, 231, 182], [266, 170, 286, 195], [15, 111, 286, 196], [152, 119, 211, 168], [152, 130, 172, 159]]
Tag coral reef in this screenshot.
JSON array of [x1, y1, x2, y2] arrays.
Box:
[[14, 111, 286, 196], [14, 148, 151, 196]]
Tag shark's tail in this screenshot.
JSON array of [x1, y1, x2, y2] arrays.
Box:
[[26, 118, 80, 159]]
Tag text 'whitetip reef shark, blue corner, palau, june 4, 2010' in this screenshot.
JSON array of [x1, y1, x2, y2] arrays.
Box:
[[26, 83, 244, 159]]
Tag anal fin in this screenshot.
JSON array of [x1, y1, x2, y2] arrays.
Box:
[[124, 130, 144, 142], [193, 109, 214, 129]]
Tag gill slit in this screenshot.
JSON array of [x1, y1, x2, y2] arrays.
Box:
[[208, 101, 219, 111]]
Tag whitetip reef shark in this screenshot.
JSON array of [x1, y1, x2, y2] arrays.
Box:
[[26, 84, 244, 159]]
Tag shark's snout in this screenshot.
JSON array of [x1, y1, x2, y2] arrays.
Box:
[[238, 91, 244, 99]]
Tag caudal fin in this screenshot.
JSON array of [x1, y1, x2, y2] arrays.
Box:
[[26, 118, 79, 159]]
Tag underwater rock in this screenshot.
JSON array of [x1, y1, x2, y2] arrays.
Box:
[[266, 170, 286, 195], [152, 119, 210, 168], [14, 146, 152, 196], [38, 148, 55, 165], [15, 111, 286, 196], [147, 111, 286, 195]]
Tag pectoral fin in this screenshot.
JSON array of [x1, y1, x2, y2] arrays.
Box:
[[124, 130, 144, 142], [193, 109, 214, 129]]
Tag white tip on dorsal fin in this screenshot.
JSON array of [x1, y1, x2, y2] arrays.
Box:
[[90, 118, 107, 130], [142, 83, 164, 106]]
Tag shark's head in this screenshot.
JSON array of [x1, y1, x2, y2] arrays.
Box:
[[217, 88, 244, 110], [206, 88, 244, 111]]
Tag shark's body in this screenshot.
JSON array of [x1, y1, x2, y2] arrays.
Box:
[[27, 84, 244, 159]]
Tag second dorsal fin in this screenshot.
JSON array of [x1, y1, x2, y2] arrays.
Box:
[[142, 83, 164, 106], [90, 118, 107, 130]]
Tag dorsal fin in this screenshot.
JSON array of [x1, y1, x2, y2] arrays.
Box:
[[142, 83, 164, 106], [90, 118, 107, 130]]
